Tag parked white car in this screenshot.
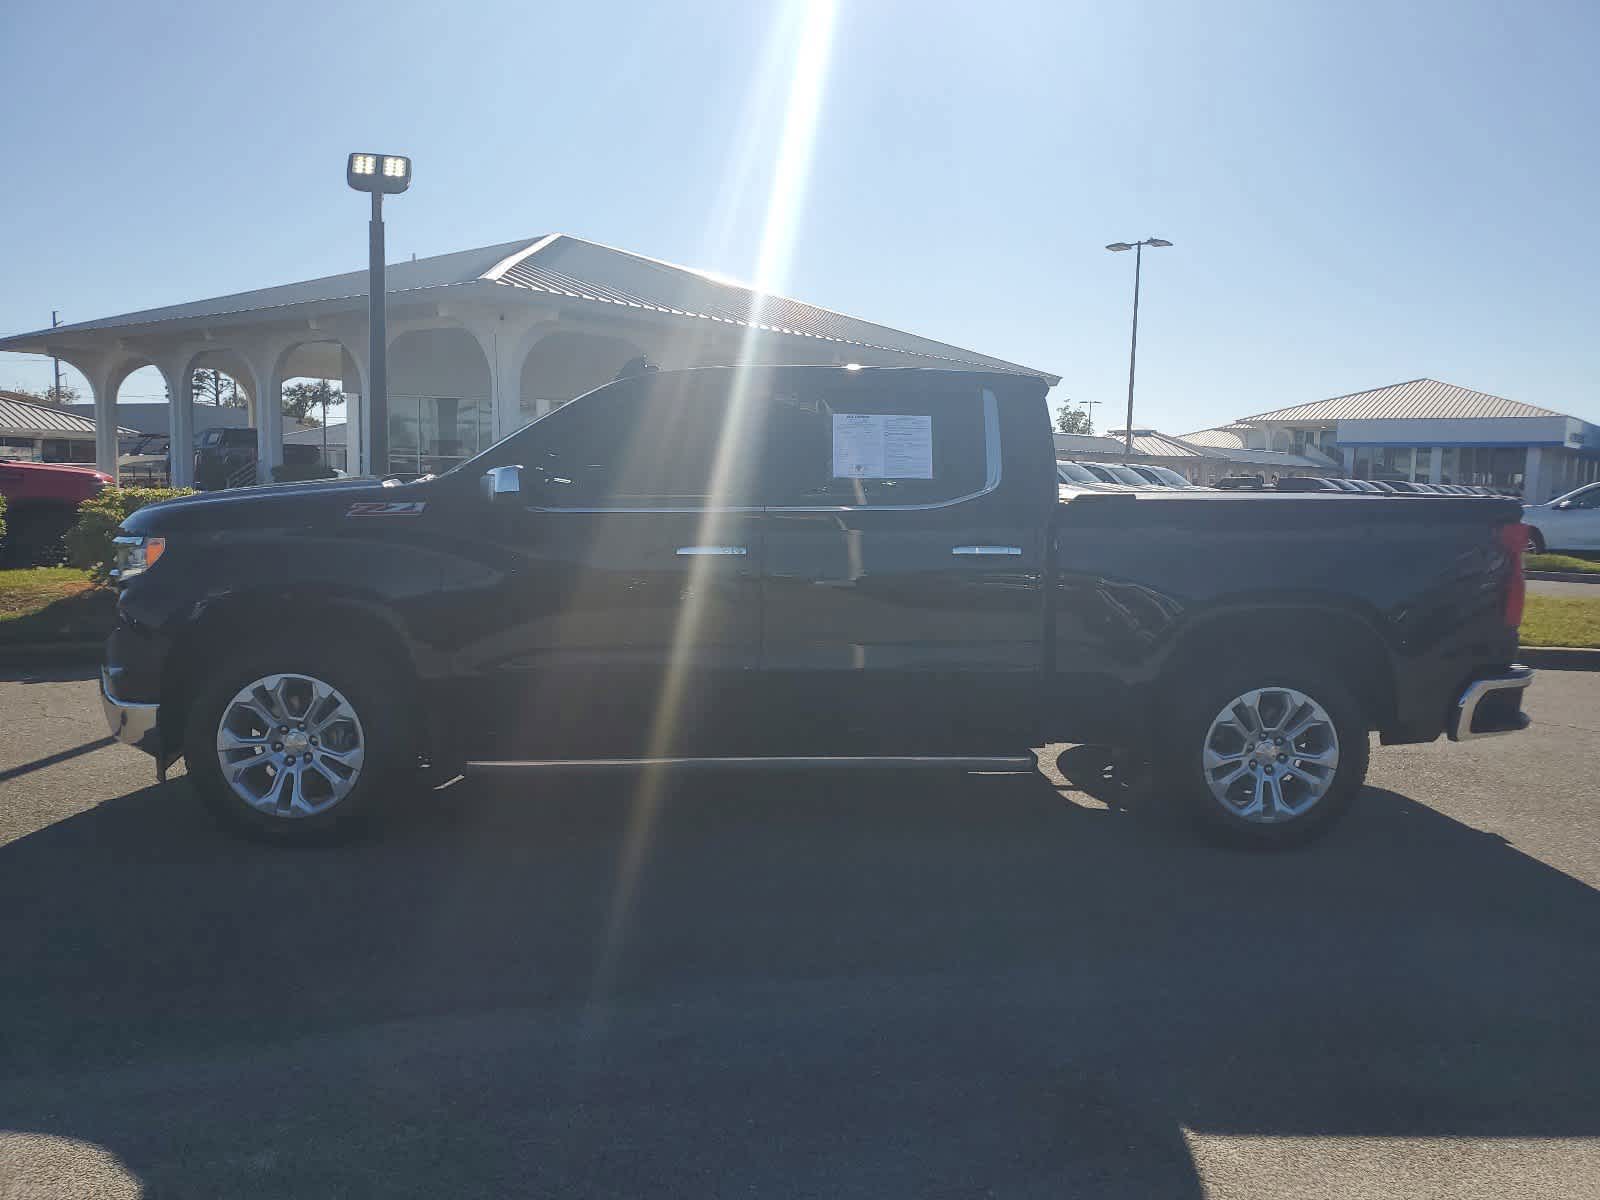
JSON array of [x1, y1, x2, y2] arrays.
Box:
[[1523, 482, 1600, 552]]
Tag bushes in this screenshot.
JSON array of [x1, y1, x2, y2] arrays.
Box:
[[65, 486, 195, 580], [0, 490, 7, 551]]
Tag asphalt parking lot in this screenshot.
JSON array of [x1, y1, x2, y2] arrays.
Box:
[[1, 667, 1598, 1199]]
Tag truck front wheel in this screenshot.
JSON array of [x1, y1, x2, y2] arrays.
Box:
[[1157, 662, 1369, 846], [182, 643, 412, 842]]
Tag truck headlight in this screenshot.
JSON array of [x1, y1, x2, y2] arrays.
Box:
[[112, 535, 167, 580]]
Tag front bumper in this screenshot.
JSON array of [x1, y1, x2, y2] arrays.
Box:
[[1447, 665, 1534, 741], [100, 666, 161, 757]]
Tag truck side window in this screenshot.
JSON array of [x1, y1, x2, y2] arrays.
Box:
[[524, 373, 762, 508], [763, 380, 988, 507]]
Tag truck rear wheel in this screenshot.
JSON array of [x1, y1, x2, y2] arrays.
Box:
[[182, 642, 413, 842], [1156, 662, 1369, 847]]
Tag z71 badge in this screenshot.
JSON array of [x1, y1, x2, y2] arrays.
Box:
[[346, 501, 427, 517]]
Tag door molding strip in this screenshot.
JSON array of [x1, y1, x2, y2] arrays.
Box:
[[465, 754, 1036, 773]]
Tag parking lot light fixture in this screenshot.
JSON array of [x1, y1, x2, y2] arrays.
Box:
[[1105, 237, 1173, 458], [346, 152, 413, 476]]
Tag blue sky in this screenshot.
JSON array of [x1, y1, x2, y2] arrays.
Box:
[[2, 0, 1596, 432]]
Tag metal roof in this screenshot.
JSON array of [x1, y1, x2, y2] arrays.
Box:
[[1237, 379, 1565, 424], [1179, 425, 1249, 449], [491, 236, 1057, 380], [1053, 433, 1128, 457], [1104, 429, 1205, 459], [284, 422, 347, 446], [1220, 446, 1335, 469], [0, 392, 135, 437], [1102, 424, 1332, 469], [0, 234, 1058, 384]]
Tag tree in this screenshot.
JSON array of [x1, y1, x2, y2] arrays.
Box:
[[281, 380, 344, 427], [191, 369, 246, 408], [1055, 403, 1093, 435], [8, 383, 80, 406]]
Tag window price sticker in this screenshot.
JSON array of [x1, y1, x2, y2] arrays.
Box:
[[831, 413, 933, 479]]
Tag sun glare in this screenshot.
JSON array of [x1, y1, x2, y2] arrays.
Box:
[[587, 0, 841, 1027]]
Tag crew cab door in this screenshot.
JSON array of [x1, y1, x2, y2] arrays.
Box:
[[449, 373, 765, 759], [757, 372, 1051, 755]]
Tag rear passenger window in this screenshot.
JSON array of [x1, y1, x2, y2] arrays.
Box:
[[764, 379, 990, 507]]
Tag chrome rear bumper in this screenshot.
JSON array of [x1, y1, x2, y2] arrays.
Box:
[[1448, 665, 1534, 742], [101, 666, 161, 756]]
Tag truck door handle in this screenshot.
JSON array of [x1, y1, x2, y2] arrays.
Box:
[[951, 545, 1022, 556], [676, 545, 748, 556]]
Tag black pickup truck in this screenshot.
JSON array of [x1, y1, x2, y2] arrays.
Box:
[[100, 365, 1533, 845]]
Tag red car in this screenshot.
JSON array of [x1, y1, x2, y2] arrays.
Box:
[[0, 459, 113, 565]]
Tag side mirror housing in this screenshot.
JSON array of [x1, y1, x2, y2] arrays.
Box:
[[481, 464, 523, 505]]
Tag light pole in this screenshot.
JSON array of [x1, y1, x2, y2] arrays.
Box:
[[346, 152, 412, 476], [1105, 237, 1172, 459]]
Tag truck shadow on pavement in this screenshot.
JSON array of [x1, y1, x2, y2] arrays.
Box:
[[1, 765, 1597, 1197]]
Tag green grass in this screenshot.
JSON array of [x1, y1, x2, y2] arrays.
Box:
[[1521, 593, 1600, 648], [1526, 551, 1600, 574], [0, 567, 116, 644]]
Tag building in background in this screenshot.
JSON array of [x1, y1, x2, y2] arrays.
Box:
[[1104, 428, 1336, 484], [64, 401, 252, 445], [283, 422, 348, 473], [1053, 433, 1128, 460], [0, 392, 135, 463], [0, 234, 1058, 485], [1054, 426, 1336, 484], [1185, 379, 1600, 501]]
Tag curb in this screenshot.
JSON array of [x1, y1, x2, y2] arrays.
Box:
[[1526, 571, 1600, 584], [0, 640, 103, 667], [1519, 646, 1600, 671]]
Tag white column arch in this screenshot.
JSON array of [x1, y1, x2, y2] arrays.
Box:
[[517, 326, 649, 423], [53, 349, 147, 479], [269, 335, 369, 474], [154, 355, 195, 488], [455, 310, 555, 444], [383, 323, 493, 474], [233, 334, 310, 482]]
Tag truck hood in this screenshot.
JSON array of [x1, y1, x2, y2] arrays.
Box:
[[121, 476, 424, 535]]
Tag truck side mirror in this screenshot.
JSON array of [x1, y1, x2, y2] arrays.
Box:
[[480, 464, 523, 505]]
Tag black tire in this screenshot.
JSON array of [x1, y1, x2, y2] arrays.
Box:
[[182, 639, 415, 843], [1526, 527, 1546, 554], [1154, 660, 1370, 848]]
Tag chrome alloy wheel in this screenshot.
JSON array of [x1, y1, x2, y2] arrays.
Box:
[[215, 674, 366, 818], [1201, 687, 1340, 824]]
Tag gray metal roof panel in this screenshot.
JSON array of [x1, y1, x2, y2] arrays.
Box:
[[0, 233, 1060, 386], [0, 393, 134, 436], [1217, 447, 1331, 468], [497, 236, 1058, 381], [1238, 379, 1565, 423], [1053, 433, 1128, 456], [1104, 429, 1207, 458], [1179, 426, 1249, 449]]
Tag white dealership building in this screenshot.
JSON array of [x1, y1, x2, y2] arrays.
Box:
[[1185, 379, 1600, 502], [0, 235, 1058, 485]]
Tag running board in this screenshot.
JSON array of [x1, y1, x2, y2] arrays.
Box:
[[464, 755, 1036, 774]]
